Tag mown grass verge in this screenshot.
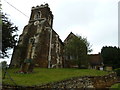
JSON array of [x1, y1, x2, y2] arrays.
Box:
[[2, 68, 109, 86]]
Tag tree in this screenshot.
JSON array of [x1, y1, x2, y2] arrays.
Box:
[[1, 13, 18, 58], [64, 35, 92, 68], [101, 46, 120, 69]]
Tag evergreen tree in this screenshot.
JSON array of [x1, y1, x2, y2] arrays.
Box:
[[1, 13, 18, 58], [101, 46, 120, 69]]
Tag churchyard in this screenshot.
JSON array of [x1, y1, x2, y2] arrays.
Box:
[[3, 68, 108, 86]]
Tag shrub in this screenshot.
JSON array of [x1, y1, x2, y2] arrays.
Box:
[[114, 68, 120, 76]]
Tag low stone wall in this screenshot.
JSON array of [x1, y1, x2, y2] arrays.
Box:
[[91, 72, 118, 88], [2, 72, 118, 89], [39, 76, 93, 88], [39, 72, 117, 88]]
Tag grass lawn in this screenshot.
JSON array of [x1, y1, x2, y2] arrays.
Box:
[[2, 68, 109, 86], [110, 83, 120, 89]]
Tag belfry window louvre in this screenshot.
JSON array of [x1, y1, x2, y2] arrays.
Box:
[[34, 12, 41, 20], [29, 37, 35, 44]]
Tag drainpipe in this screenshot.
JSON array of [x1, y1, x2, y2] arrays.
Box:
[[48, 27, 52, 68]]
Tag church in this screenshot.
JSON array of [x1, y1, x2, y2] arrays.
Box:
[[10, 4, 103, 69], [10, 4, 64, 68]]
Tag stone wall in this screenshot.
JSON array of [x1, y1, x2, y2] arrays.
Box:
[[39, 72, 117, 88], [91, 72, 118, 88], [39, 76, 93, 88], [2, 72, 118, 89]]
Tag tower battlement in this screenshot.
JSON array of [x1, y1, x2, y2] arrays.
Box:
[[31, 3, 49, 10], [29, 3, 53, 27]]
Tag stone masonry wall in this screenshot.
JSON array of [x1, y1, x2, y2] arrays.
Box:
[[39, 72, 117, 88], [39, 76, 93, 88], [3, 72, 118, 89], [91, 72, 118, 88]]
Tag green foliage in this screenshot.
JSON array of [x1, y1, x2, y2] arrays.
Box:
[[0, 61, 8, 69], [65, 35, 92, 68], [3, 68, 108, 86], [101, 46, 120, 69], [114, 68, 120, 76], [2, 13, 18, 58], [1, 61, 9, 79]]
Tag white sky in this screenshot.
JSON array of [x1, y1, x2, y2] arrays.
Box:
[[1, 0, 119, 64]]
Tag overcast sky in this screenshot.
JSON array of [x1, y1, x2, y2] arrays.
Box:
[[1, 0, 119, 64]]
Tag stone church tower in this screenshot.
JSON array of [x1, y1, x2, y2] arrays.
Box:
[[10, 4, 64, 68]]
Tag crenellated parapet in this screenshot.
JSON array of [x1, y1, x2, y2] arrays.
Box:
[[29, 3, 53, 28], [31, 3, 49, 10]]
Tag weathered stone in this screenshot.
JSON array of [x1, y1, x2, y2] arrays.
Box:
[[10, 4, 64, 68]]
